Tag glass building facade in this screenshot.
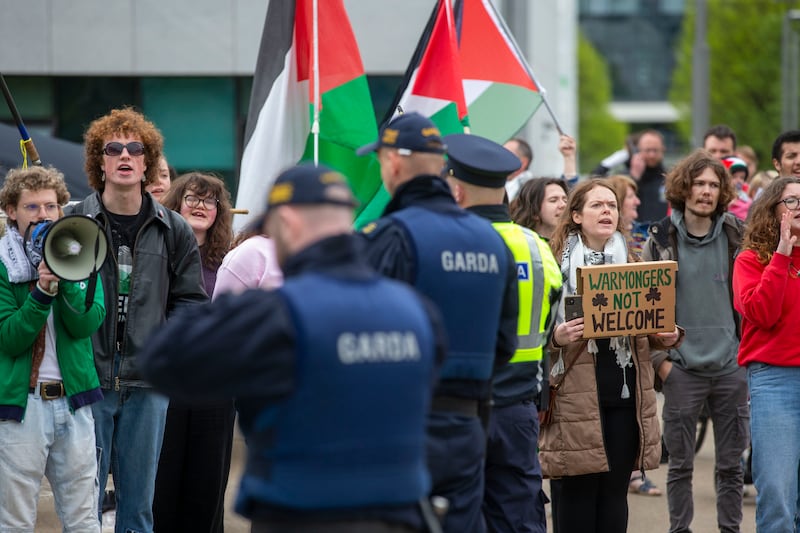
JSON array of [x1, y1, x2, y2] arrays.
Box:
[[1, 1, 689, 194], [579, 0, 685, 102]]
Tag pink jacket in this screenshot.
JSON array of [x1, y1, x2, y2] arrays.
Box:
[[212, 236, 283, 299]]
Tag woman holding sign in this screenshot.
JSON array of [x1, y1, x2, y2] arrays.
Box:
[[733, 176, 800, 532], [542, 179, 682, 533]]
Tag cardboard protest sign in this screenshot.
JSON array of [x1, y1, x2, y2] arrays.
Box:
[[576, 260, 678, 338]]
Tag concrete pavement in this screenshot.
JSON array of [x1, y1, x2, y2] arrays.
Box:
[[35, 419, 755, 532], [622, 430, 755, 532], [34, 427, 250, 533]]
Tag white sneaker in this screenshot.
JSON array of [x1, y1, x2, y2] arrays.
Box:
[[101, 510, 116, 533]]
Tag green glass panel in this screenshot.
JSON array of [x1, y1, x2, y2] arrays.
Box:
[[55, 77, 138, 142], [141, 78, 236, 173], [0, 76, 53, 121]]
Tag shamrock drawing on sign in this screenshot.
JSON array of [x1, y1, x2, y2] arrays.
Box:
[[592, 293, 608, 312], [646, 287, 662, 305]]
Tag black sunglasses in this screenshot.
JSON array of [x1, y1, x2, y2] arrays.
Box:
[[103, 142, 145, 157]]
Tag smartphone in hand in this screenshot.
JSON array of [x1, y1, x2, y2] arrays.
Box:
[[564, 295, 584, 320]]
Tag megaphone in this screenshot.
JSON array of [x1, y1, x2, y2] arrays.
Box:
[[25, 215, 108, 281]]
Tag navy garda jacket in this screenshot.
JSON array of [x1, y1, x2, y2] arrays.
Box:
[[139, 234, 446, 527], [361, 176, 518, 400], [258, 272, 437, 509], [392, 206, 506, 381]]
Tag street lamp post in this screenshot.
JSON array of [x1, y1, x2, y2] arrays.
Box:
[[691, 0, 709, 148], [782, 10, 800, 132]]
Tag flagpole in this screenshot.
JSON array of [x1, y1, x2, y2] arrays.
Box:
[[0, 72, 42, 165], [311, 0, 320, 165], [484, 0, 565, 136]]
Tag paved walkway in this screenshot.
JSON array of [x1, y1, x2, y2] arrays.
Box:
[[625, 426, 756, 532], [35, 428, 250, 533], [35, 419, 756, 532]]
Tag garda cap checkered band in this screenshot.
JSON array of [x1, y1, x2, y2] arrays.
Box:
[[248, 163, 357, 233], [266, 164, 357, 209], [443, 133, 522, 189], [356, 112, 446, 156]]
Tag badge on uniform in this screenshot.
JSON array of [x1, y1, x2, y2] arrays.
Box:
[[516, 262, 529, 280]]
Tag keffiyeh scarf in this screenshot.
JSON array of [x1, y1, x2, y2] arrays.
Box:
[[552, 231, 633, 399], [0, 225, 38, 283]]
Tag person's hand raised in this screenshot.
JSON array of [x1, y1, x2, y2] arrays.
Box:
[[776, 211, 797, 257]]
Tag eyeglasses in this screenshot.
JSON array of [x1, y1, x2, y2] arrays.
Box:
[[103, 142, 145, 157], [183, 194, 218, 210], [778, 196, 800, 211], [21, 203, 60, 215]]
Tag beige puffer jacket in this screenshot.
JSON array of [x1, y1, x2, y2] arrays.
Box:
[[539, 334, 669, 478]]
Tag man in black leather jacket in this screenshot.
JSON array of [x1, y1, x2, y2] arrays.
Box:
[[67, 107, 206, 533]]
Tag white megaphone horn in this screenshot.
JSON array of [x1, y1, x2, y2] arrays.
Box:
[[26, 215, 109, 281]]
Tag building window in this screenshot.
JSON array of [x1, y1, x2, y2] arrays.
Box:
[[55, 77, 139, 142], [579, 0, 639, 16], [142, 77, 237, 185]]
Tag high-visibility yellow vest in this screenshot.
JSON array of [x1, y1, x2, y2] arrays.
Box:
[[492, 222, 562, 363]]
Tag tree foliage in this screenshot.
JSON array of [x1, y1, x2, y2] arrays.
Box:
[[578, 32, 628, 172], [669, 0, 791, 166]]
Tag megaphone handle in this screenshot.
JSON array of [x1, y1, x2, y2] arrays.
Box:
[[84, 270, 99, 313], [49, 281, 58, 294]]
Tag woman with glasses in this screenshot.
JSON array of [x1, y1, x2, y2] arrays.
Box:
[[155, 172, 235, 533], [733, 176, 800, 532]]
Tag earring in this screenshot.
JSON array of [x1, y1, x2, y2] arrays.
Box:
[[101, 172, 105, 182], [141, 175, 146, 182]]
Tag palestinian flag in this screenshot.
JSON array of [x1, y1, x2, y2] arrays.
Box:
[[455, 0, 543, 143], [237, 0, 382, 229], [383, 0, 469, 136]]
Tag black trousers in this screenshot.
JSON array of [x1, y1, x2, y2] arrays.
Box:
[[427, 411, 487, 533], [153, 400, 236, 533], [251, 520, 418, 533], [483, 401, 547, 533], [550, 404, 639, 533]]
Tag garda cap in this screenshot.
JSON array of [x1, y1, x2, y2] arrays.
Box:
[[356, 113, 446, 156], [249, 163, 357, 230], [443, 133, 521, 189]]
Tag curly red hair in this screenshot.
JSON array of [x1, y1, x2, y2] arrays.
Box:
[[83, 107, 164, 192]]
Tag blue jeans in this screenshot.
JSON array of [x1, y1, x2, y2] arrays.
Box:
[[92, 385, 168, 533], [748, 363, 800, 533], [0, 395, 99, 533]]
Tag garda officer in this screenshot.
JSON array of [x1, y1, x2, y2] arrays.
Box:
[[139, 164, 447, 533], [358, 114, 519, 533], [444, 134, 563, 533]]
